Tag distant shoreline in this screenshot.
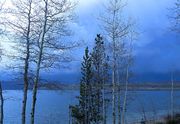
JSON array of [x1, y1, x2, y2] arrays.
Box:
[[22, 83, 180, 91], [2, 82, 180, 90]]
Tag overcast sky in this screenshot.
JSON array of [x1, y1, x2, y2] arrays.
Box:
[[1, 0, 180, 83], [68, 0, 180, 82]]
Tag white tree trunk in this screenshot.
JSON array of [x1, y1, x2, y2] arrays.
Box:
[[112, 55, 116, 124], [103, 80, 106, 124], [117, 66, 121, 124], [171, 72, 174, 120], [112, 5, 117, 124], [122, 62, 129, 124]]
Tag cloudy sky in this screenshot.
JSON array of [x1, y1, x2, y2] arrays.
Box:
[[1, 0, 180, 83], [66, 0, 180, 83]]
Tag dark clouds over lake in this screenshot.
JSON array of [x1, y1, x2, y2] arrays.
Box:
[[1, 0, 179, 83]]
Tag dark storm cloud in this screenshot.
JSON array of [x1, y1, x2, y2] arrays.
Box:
[[60, 0, 180, 82], [2, 0, 179, 83], [133, 29, 180, 73]]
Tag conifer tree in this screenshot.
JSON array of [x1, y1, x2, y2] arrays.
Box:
[[71, 47, 93, 124], [70, 35, 110, 124], [91, 34, 108, 123]]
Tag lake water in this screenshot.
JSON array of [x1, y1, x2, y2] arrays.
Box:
[[2, 90, 180, 124]]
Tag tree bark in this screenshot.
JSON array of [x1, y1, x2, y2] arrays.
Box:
[[103, 79, 106, 124], [112, 7, 117, 124], [112, 57, 116, 124], [22, 1, 32, 124], [31, 0, 48, 124], [117, 68, 121, 124]]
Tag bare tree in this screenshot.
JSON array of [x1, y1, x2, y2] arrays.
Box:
[[0, 0, 5, 49], [0, 3, 4, 123], [30, 0, 76, 124], [102, 56, 110, 124], [116, 40, 128, 124], [121, 52, 131, 124], [1, 0, 38, 124], [121, 29, 136, 124], [170, 0, 180, 33], [100, 0, 132, 123]]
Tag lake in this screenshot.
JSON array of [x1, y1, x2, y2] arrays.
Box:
[[2, 90, 180, 124]]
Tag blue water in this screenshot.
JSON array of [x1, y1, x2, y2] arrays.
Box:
[[3, 90, 78, 124], [2, 90, 180, 124]]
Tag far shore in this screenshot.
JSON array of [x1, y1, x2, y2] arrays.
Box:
[[38, 83, 180, 91], [2, 82, 180, 90]]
